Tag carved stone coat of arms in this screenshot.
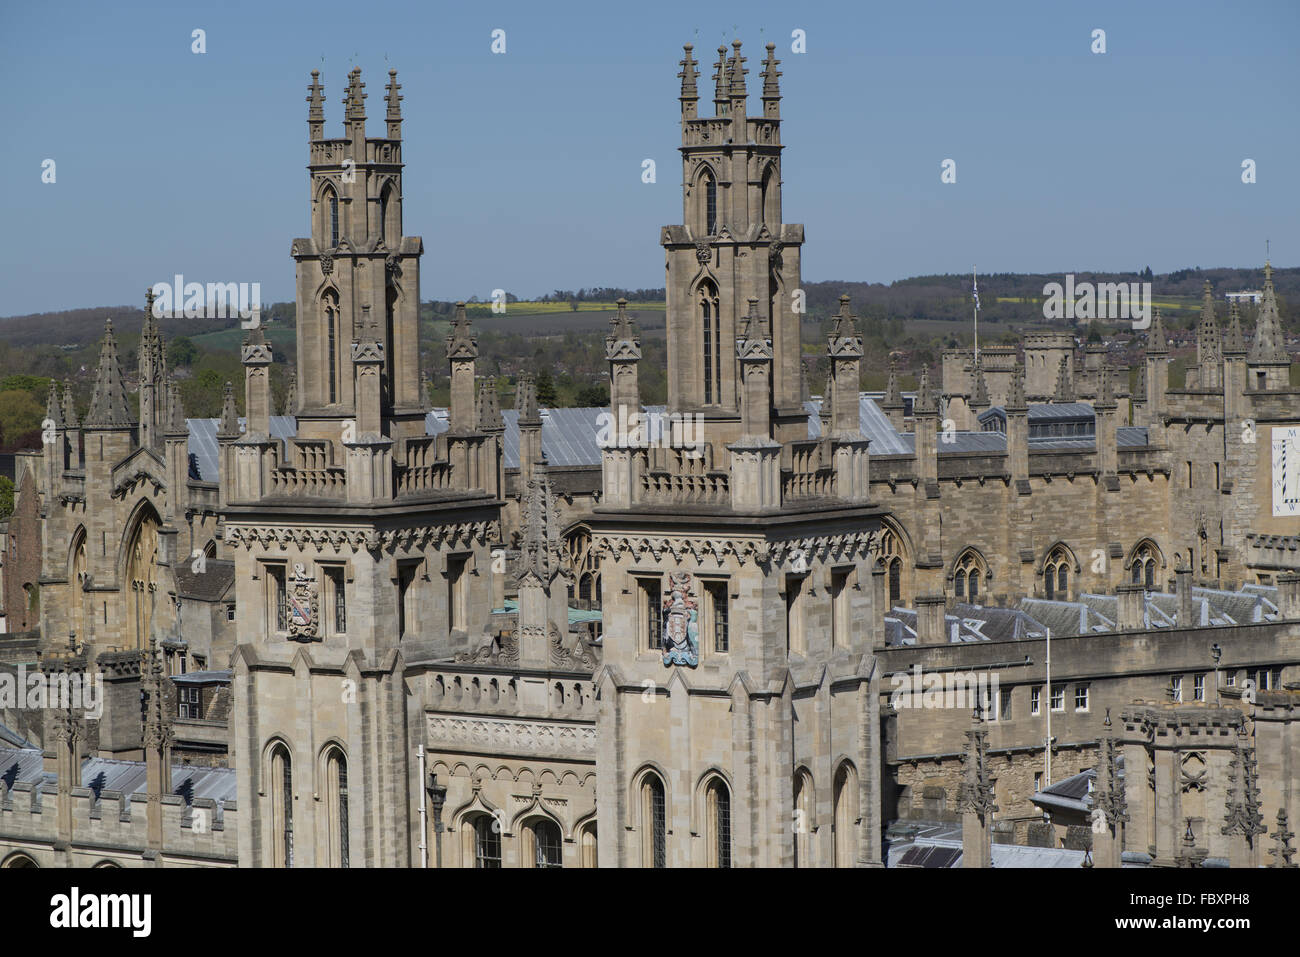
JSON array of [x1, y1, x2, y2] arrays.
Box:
[[286, 562, 320, 642]]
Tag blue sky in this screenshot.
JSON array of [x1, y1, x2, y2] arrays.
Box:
[[1, 0, 1296, 315]]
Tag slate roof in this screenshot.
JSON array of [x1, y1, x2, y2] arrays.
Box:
[[0, 747, 237, 804], [883, 604, 1048, 646], [173, 558, 235, 602]]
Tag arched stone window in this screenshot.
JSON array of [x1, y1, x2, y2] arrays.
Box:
[[323, 290, 340, 405], [704, 776, 732, 868], [69, 528, 87, 641], [880, 526, 908, 608], [1129, 541, 1158, 589], [951, 549, 987, 602], [124, 507, 161, 650], [833, 762, 859, 867], [699, 167, 717, 235], [793, 769, 814, 868], [471, 814, 501, 868], [1044, 546, 1072, 600], [322, 185, 339, 248], [698, 280, 721, 405], [268, 743, 293, 868], [379, 181, 397, 247], [761, 164, 778, 227], [1, 852, 38, 868], [322, 747, 349, 868], [579, 822, 598, 868], [639, 771, 667, 868], [523, 817, 563, 869]]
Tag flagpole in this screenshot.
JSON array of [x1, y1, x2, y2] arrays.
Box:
[[972, 265, 980, 366]]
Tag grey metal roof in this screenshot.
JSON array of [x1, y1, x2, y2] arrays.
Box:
[[0, 747, 237, 804], [806, 396, 913, 455], [171, 669, 233, 686], [980, 403, 1097, 423], [187, 416, 297, 481], [501, 407, 609, 469]]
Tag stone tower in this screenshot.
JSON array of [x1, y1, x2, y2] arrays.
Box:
[[589, 44, 884, 868], [228, 69, 505, 867], [662, 41, 806, 446]]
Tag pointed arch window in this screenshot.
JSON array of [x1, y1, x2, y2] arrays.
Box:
[[323, 291, 340, 405], [324, 748, 349, 868], [704, 777, 732, 868], [525, 818, 563, 869], [325, 187, 339, 248], [703, 169, 717, 235], [761, 164, 778, 227], [793, 770, 813, 868], [833, 762, 859, 867], [881, 527, 906, 608], [1130, 542, 1157, 589], [952, 549, 986, 602], [269, 744, 293, 868], [640, 772, 667, 868], [125, 509, 160, 650], [70, 531, 87, 641], [473, 814, 502, 868], [699, 280, 721, 405], [1044, 547, 1072, 600]]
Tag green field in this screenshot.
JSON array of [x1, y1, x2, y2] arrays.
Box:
[[187, 323, 296, 352]]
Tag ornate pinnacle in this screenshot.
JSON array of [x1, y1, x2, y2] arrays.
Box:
[[446, 302, 477, 360], [762, 42, 781, 99], [45, 379, 63, 429], [713, 45, 729, 104], [678, 44, 698, 101], [1224, 298, 1247, 355], [62, 381, 78, 430], [883, 358, 903, 410], [1006, 360, 1027, 411], [344, 67, 366, 121], [915, 364, 936, 414], [307, 70, 325, 123], [1250, 260, 1288, 365], [1054, 354, 1074, 402], [1270, 809, 1297, 867], [217, 382, 240, 438], [385, 69, 403, 120], [728, 39, 747, 97], [1147, 307, 1168, 354]]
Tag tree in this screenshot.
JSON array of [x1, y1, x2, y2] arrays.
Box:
[[0, 389, 45, 448], [0, 476, 13, 520], [168, 336, 199, 368], [535, 370, 558, 407], [574, 383, 609, 407]]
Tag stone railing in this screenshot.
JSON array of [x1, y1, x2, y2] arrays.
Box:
[[639, 445, 729, 505], [396, 436, 453, 494], [782, 439, 836, 501]]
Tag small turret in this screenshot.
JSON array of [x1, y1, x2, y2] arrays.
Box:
[[761, 43, 781, 119], [678, 44, 698, 120], [384, 69, 403, 139], [307, 70, 325, 141]]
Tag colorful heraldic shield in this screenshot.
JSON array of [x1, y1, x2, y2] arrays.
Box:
[[287, 562, 320, 641], [661, 571, 699, 667]]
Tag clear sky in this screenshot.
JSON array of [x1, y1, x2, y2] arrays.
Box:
[[1, 0, 1296, 316]]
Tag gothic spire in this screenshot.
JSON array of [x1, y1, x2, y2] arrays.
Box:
[[446, 301, 478, 360], [344, 67, 366, 122], [728, 39, 748, 98], [1223, 298, 1247, 356], [307, 70, 325, 132], [517, 372, 539, 423], [1147, 307, 1168, 355], [217, 382, 240, 438], [678, 43, 699, 104], [1196, 279, 1222, 367], [44, 379, 63, 429], [1006, 359, 1027, 412], [915, 364, 936, 414], [712, 45, 729, 109], [385, 69, 403, 120], [477, 379, 503, 432], [62, 381, 78, 430], [761, 42, 781, 101], [1053, 354, 1074, 402], [883, 357, 903, 411], [84, 320, 134, 428], [1096, 363, 1117, 409], [1250, 261, 1289, 364], [971, 357, 991, 408], [164, 377, 187, 435]]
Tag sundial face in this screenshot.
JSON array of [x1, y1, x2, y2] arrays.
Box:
[[1272, 426, 1300, 517]]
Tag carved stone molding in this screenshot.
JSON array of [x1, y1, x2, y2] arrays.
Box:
[[224, 519, 499, 554], [427, 715, 596, 759], [591, 529, 879, 568]]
